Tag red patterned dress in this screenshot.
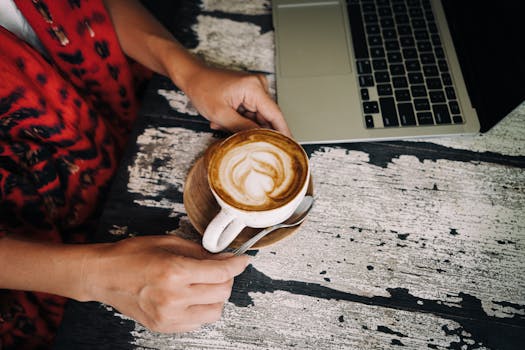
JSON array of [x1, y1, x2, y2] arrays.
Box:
[[0, 1, 149, 348]]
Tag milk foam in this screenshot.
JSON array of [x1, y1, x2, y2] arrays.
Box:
[[218, 141, 294, 207]]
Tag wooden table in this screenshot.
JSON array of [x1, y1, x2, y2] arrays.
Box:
[[53, 1, 525, 349]]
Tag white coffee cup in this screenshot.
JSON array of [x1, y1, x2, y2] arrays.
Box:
[[202, 129, 310, 253]]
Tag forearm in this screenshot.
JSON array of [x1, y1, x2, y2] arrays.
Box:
[[0, 234, 102, 302], [103, 0, 205, 91]]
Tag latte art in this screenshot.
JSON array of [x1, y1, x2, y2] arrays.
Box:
[[220, 142, 294, 207], [209, 129, 309, 211]]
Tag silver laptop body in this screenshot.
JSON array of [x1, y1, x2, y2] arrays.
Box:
[[272, 0, 480, 144]]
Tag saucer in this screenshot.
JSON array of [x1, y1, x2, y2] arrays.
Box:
[[183, 141, 314, 250]]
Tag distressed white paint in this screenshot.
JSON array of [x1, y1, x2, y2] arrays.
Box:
[[130, 293, 487, 350], [157, 89, 199, 116], [123, 118, 524, 349], [127, 127, 215, 210], [200, 0, 272, 15], [118, 0, 525, 348], [191, 15, 275, 72], [262, 145, 524, 307]]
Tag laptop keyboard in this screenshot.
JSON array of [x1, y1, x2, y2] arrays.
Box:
[[347, 0, 464, 128]]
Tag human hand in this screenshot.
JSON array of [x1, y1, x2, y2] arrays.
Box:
[[84, 235, 249, 333], [183, 65, 292, 137]]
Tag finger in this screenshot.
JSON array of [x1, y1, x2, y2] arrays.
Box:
[[183, 254, 249, 284], [255, 112, 272, 129], [256, 73, 270, 93], [184, 302, 225, 325], [187, 279, 234, 305], [156, 235, 215, 260], [209, 122, 223, 130], [245, 92, 292, 137]]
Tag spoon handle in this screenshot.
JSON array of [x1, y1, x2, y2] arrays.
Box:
[[232, 226, 279, 256]]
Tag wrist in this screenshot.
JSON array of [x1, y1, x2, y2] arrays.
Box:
[[157, 39, 207, 92], [0, 235, 107, 302]]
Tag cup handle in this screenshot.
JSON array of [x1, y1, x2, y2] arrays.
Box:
[[202, 209, 246, 253]]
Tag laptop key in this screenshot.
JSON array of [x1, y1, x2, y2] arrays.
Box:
[[371, 47, 385, 58], [438, 60, 449, 72], [381, 17, 395, 28], [368, 35, 382, 47], [412, 19, 427, 28], [364, 13, 378, 23], [435, 47, 445, 58], [385, 40, 400, 51], [379, 97, 399, 127], [397, 25, 412, 35], [400, 36, 415, 47], [452, 115, 463, 124], [431, 34, 441, 46], [442, 73, 453, 85], [390, 64, 405, 76], [366, 24, 380, 35], [393, 76, 408, 88], [445, 86, 456, 99], [357, 60, 372, 74], [373, 59, 388, 70], [428, 21, 438, 33], [363, 101, 379, 114], [429, 90, 446, 103], [387, 52, 403, 63], [409, 8, 423, 17], [423, 65, 439, 77], [397, 103, 417, 126], [417, 41, 433, 52], [408, 72, 424, 84], [393, 4, 407, 14], [395, 14, 410, 24], [432, 104, 452, 124], [402, 48, 418, 59], [362, 3, 376, 13], [361, 88, 370, 101], [414, 30, 429, 41], [414, 98, 430, 110], [365, 115, 375, 128], [374, 71, 391, 83], [426, 78, 442, 90], [395, 89, 411, 101], [383, 29, 397, 40], [406, 60, 421, 71], [411, 84, 427, 97], [347, 4, 369, 59], [417, 112, 434, 125], [378, 7, 392, 17], [449, 101, 461, 114], [359, 75, 374, 87], [377, 84, 393, 96], [420, 53, 435, 64]]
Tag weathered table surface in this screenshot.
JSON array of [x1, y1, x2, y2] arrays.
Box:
[[53, 1, 524, 349]]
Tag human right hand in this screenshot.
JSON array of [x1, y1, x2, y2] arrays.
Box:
[[83, 235, 249, 333]]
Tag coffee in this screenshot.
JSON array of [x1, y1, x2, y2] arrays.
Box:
[[208, 129, 309, 212]]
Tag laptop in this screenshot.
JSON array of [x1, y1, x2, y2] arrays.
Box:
[[272, 0, 525, 144]]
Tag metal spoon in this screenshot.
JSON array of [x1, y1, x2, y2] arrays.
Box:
[[232, 195, 314, 256]]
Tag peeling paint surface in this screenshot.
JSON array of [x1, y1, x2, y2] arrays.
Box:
[[54, 1, 525, 349]]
